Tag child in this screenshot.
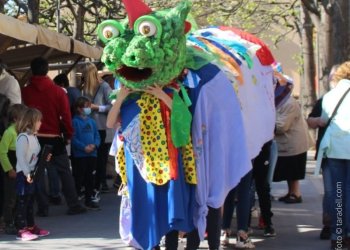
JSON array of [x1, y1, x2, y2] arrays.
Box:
[[71, 96, 101, 210], [0, 104, 27, 234], [15, 108, 49, 241]]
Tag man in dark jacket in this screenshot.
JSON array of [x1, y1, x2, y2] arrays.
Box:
[[22, 57, 86, 215]]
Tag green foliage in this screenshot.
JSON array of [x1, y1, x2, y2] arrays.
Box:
[[3, 0, 300, 47], [190, 0, 300, 46]]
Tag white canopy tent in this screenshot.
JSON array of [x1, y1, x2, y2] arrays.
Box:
[[0, 13, 103, 84]]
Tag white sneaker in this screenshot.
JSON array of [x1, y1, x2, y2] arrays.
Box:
[[220, 229, 229, 246], [91, 189, 101, 202], [236, 230, 255, 249]]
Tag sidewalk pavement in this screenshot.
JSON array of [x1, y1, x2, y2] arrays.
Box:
[[0, 151, 331, 249]]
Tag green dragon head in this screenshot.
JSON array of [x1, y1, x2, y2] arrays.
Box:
[[97, 0, 191, 89]]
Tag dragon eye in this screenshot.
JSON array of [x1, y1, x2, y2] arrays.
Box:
[[138, 21, 157, 37], [103, 26, 119, 39], [134, 16, 162, 40], [97, 20, 125, 44]]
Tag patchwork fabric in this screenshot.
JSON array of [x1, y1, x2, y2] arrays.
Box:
[[122, 115, 148, 181]]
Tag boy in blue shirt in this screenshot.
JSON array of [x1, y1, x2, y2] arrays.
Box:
[[71, 97, 100, 210]]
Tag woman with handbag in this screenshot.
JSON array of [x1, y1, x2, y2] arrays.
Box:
[[316, 61, 350, 250]]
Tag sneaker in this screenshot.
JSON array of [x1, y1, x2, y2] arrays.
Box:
[[85, 201, 101, 211], [26, 225, 50, 237], [16, 229, 38, 241], [320, 226, 331, 240], [67, 204, 87, 215], [91, 189, 101, 202], [220, 229, 229, 246], [78, 193, 85, 201], [236, 230, 255, 249], [4, 223, 17, 235], [263, 225, 276, 237], [159, 236, 166, 247]]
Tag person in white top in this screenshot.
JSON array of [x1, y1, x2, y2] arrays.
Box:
[[316, 61, 350, 249], [0, 61, 21, 105]]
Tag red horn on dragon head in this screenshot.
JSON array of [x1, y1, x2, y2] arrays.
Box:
[[121, 0, 152, 29]]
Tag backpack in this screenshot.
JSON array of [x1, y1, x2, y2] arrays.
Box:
[[0, 93, 10, 137]]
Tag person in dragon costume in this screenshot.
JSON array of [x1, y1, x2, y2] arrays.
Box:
[[99, 0, 276, 249]]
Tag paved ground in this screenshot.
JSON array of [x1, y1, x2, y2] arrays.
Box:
[[0, 152, 332, 249]]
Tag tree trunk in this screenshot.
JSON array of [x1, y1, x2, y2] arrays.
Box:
[[0, 0, 5, 13], [27, 0, 39, 24], [73, 5, 86, 41], [300, 2, 317, 117], [317, 2, 333, 95], [332, 0, 350, 64]]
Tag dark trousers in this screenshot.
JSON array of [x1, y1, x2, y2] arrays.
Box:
[[36, 154, 79, 210], [186, 206, 221, 250], [3, 151, 18, 225], [15, 194, 35, 230], [163, 230, 179, 250], [36, 137, 79, 211], [3, 175, 16, 225], [73, 157, 96, 204], [252, 140, 273, 226], [95, 130, 109, 190]]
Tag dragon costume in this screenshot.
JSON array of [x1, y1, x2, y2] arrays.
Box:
[[97, 1, 276, 249]]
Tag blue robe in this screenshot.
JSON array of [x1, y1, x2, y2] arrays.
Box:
[[120, 95, 195, 250]]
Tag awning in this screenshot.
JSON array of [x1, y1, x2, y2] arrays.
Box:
[[0, 13, 103, 84]]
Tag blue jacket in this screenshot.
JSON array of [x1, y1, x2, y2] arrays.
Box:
[[72, 115, 100, 158]]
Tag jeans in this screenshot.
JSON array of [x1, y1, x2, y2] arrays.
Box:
[[222, 170, 253, 232], [326, 158, 350, 240], [321, 159, 332, 227], [15, 194, 35, 230], [267, 140, 278, 185]]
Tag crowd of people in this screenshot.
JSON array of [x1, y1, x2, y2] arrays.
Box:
[[0, 57, 113, 240], [0, 56, 350, 250]]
